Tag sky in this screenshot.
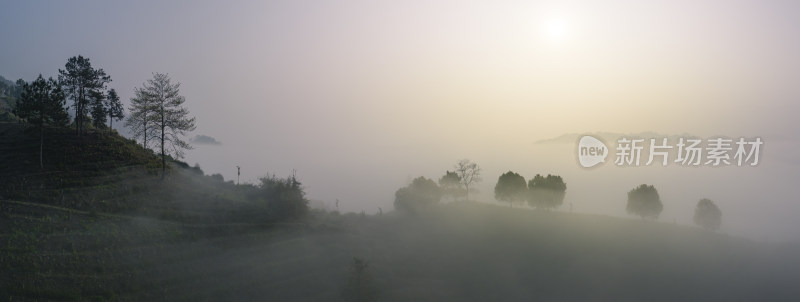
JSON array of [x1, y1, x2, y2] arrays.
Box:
[[2, 0, 799, 240]]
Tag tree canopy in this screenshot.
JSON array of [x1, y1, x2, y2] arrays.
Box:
[[694, 198, 722, 230], [254, 174, 309, 220], [626, 184, 663, 220], [106, 88, 124, 130], [394, 176, 441, 214], [58, 55, 111, 135], [494, 171, 527, 207], [89, 89, 107, 129], [13, 75, 69, 169], [528, 174, 567, 210], [438, 170, 464, 201]]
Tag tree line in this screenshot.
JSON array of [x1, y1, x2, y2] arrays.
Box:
[[9, 55, 195, 178], [494, 171, 567, 209], [625, 184, 722, 230], [394, 159, 723, 231]]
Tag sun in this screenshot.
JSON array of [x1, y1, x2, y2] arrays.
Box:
[[544, 17, 567, 39]]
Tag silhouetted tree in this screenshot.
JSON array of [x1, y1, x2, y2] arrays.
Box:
[[254, 174, 309, 220], [694, 198, 722, 230], [58, 55, 111, 135], [454, 159, 482, 201], [626, 184, 663, 220], [528, 174, 567, 210], [210, 173, 224, 182], [125, 86, 157, 148], [105, 88, 124, 130], [89, 89, 107, 129], [13, 75, 69, 169], [0, 81, 7, 97], [133, 73, 196, 178], [342, 257, 378, 302], [0, 78, 25, 99], [394, 176, 441, 214], [438, 170, 464, 201], [11, 79, 26, 99], [494, 171, 527, 207]]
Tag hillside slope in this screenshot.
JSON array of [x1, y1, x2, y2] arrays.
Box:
[[3, 199, 800, 301], [2, 123, 799, 301], [0, 122, 268, 222]]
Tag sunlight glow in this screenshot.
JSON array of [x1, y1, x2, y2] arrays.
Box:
[[544, 17, 567, 39]]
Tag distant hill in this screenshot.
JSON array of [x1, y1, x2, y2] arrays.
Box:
[[0, 74, 14, 87], [535, 131, 700, 144], [0, 75, 19, 121]]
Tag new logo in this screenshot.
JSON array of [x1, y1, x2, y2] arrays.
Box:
[[578, 135, 608, 168]]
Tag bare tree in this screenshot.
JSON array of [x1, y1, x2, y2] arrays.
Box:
[[130, 73, 196, 179], [454, 159, 481, 201], [125, 86, 157, 149]]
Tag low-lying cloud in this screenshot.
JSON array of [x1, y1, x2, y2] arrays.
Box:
[[192, 135, 222, 146]]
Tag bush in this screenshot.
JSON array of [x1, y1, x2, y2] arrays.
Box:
[[394, 177, 441, 214], [252, 174, 309, 220], [210, 173, 224, 182]]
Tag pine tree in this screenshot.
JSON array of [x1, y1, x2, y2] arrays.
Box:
[[58, 55, 111, 135], [90, 89, 107, 129], [105, 88, 124, 130], [13, 75, 69, 169]]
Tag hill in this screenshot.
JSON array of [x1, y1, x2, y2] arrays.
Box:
[[0, 75, 13, 87], [0, 75, 19, 121], [2, 123, 799, 301], [0, 123, 269, 222]]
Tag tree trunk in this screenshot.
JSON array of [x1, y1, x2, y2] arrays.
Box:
[[161, 140, 165, 180], [75, 89, 80, 136], [39, 124, 44, 170], [142, 116, 147, 148], [161, 111, 166, 180], [77, 88, 82, 135]]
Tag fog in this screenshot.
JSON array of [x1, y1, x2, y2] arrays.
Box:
[[3, 0, 800, 242]]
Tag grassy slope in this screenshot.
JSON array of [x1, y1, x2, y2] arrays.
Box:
[[0, 123, 265, 222], [2, 123, 799, 301], [3, 200, 799, 301]]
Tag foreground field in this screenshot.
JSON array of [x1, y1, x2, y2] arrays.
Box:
[[3, 200, 799, 301]]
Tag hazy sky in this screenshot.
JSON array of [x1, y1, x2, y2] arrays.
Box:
[[2, 0, 799, 240]]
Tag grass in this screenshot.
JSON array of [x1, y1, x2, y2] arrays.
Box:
[[4, 200, 800, 301]]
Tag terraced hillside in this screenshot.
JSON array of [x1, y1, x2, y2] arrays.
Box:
[[0, 123, 160, 210], [0, 123, 265, 222]]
